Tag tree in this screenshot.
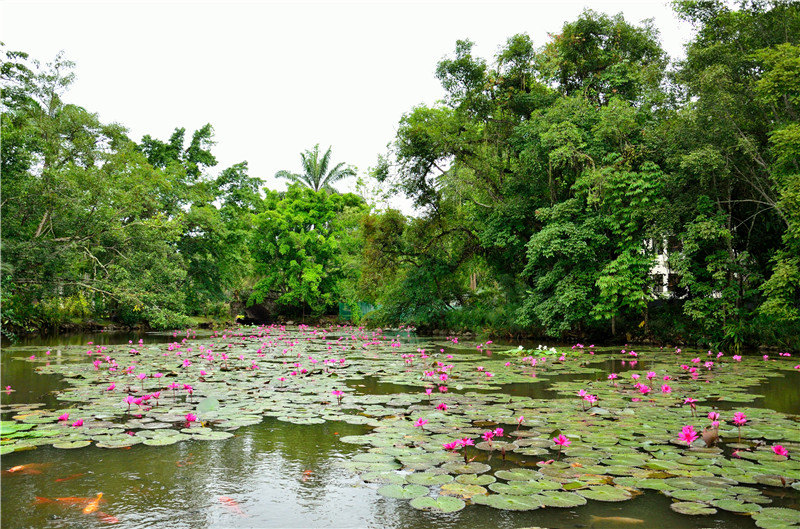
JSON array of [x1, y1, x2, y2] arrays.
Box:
[[275, 144, 356, 192], [249, 186, 366, 316], [535, 9, 667, 105]]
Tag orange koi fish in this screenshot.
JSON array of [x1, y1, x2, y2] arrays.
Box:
[[4, 463, 50, 475], [219, 496, 248, 517], [95, 512, 120, 524], [83, 493, 104, 514], [33, 495, 103, 506], [55, 473, 86, 482]]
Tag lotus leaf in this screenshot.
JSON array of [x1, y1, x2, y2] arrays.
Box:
[[576, 485, 633, 502], [669, 501, 718, 515], [406, 472, 453, 485], [408, 496, 465, 513], [471, 494, 541, 511]]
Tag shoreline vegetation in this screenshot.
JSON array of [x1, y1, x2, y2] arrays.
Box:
[[2, 2, 800, 351]]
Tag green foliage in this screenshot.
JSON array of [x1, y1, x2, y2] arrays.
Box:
[[3, 2, 800, 350], [249, 186, 366, 316], [275, 144, 356, 193], [535, 9, 667, 104]]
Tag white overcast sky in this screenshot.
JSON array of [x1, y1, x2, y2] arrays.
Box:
[[1, 0, 692, 206]]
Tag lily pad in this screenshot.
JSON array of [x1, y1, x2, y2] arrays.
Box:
[[440, 462, 491, 475], [711, 499, 762, 513], [533, 491, 588, 508], [439, 482, 488, 499], [408, 496, 465, 513], [406, 472, 453, 485], [472, 494, 541, 511], [752, 508, 800, 528], [360, 471, 407, 484], [52, 440, 92, 449], [670, 501, 718, 515], [455, 474, 495, 486], [576, 485, 633, 502], [376, 484, 429, 499]]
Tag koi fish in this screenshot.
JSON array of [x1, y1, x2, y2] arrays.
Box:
[[33, 496, 103, 506], [219, 496, 248, 517], [95, 511, 120, 524], [55, 473, 86, 482], [83, 493, 104, 514], [590, 515, 644, 525], [302, 470, 313, 482], [4, 463, 50, 475]]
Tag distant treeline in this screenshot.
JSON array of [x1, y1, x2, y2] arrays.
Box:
[[2, 1, 799, 351]]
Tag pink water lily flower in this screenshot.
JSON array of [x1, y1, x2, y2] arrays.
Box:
[[733, 412, 747, 426], [185, 413, 197, 423], [414, 418, 428, 428], [553, 434, 571, 447], [679, 425, 698, 444], [772, 445, 789, 457], [71, 419, 84, 427], [58, 413, 69, 422]]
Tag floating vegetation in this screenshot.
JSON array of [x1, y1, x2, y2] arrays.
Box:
[[2, 326, 799, 525]]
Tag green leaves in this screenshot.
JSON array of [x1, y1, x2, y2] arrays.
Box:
[[275, 144, 356, 193], [250, 186, 366, 316]]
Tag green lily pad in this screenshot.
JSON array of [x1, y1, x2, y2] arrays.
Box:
[[376, 484, 429, 499], [52, 440, 92, 449], [143, 435, 186, 446], [533, 491, 588, 508], [670, 488, 731, 502], [440, 462, 491, 475], [455, 474, 495, 485], [576, 485, 633, 502], [409, 496, 465, 513], [711, 499, 763, 513], [670, 501, 718, 515], [406, 472, 453, 485], [190, 430, 234, 441], [489, 481, 559, 495], [494, 468, 541, 481], [360, 471, 407, 484], [440, 482, 488, 499], [472, 494, 541, 511], [752, 508, 800, 528]]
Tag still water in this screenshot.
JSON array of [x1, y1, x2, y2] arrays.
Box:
[[1, 331, 798, 529]]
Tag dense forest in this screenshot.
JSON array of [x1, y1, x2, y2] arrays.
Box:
[[2, 0, 799, 351]]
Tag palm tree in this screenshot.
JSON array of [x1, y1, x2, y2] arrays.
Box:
[[275, 144, 356, 192]]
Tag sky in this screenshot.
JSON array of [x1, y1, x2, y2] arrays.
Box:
[[1, 0, 693, 207]]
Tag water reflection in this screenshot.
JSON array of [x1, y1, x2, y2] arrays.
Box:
[[1, 333, 797, 529]]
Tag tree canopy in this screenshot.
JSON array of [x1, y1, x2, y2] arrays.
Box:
[[2, 2, 799, 351]]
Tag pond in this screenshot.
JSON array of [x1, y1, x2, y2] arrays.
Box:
[[2, 327, 799, 529]]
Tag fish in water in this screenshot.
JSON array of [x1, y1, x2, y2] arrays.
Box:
[[94, 511, 120, 524], [590, 516, 645, 525], [302, 470, 313, 482], [83, 493, 104, 514], [55, 473, 86, 482], [4, 463, 50, 475], [33, 495, 105, 507], [219, 496, 248, 517]]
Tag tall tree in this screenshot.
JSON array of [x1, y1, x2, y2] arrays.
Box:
[[275, 144, 356, 192]]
